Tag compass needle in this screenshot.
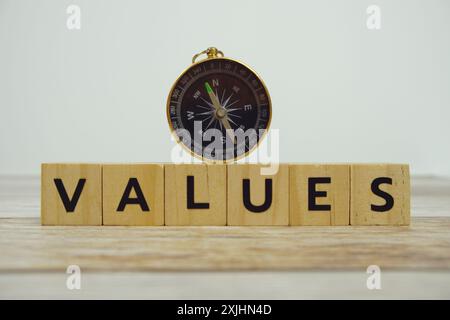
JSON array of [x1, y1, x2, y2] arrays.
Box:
[[221, 117, 236, 143], [205, 82, 222, 111]]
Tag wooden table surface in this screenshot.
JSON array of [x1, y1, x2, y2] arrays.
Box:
[[1, 175, 450, 299]]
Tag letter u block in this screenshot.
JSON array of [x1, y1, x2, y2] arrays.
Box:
[[102, 164, 164, 226], [227, 164, 289, 226], [351, 164, 410, 225], [41, 163, 102, 225]]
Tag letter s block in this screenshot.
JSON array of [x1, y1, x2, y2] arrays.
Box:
[[41, 163, 102, 225], [102, 164, 164, 226], [227, 164, 289, 226], [351, 164, 410, 225]]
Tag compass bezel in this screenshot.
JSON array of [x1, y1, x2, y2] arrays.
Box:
[[166, 56, 272, 162]]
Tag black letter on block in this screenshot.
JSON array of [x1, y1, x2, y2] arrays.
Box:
[[371, 177, 394, 212], [243, 179, 272, 213], [187, 175, 209, 209], [117, 178, 150, 212], [308, 177, 331, 211], [54, 178, 86, 212]]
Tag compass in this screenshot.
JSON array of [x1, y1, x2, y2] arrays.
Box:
[[167, 47, 272, 161]]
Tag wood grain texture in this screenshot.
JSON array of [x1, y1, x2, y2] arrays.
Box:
[[103, 164, 164, 226], [290, 164, 350, 226], [1, 176, 450, 298], [165, 164, 226, 226], [0, 217, 449, 271], [227, 164, 289, 226], [351, 164, 410, 225], [41, 164, 102, 225]]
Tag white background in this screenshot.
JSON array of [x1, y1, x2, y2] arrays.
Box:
[[1, 0, 449, 175]]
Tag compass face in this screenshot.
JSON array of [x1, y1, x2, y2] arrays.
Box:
[[167, 58, 271, 161]]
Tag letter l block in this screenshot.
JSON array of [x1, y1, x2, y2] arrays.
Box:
[[165, 164, 226, 226]]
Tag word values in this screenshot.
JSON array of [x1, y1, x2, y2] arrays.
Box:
[[41, 163, 410, 226]]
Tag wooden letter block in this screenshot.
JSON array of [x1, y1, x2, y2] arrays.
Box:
[[228, 164, 289, 226], [351, 164, 410, 225], [41, 163, 102, 225], [165, 164, 226, 226], [290, 164, 350, 226], [103, 164, 164, 226]]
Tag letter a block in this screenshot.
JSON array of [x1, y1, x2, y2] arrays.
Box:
[[165, 164, 226, 226], [228, 164, 289, 226], [41, 164, 102, 225], [290, 164, 350, 226], [102, 164, 164, 226], [351, 164, 410, 225]]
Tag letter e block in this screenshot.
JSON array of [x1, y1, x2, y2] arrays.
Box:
[[41, 163, 102, 225], [351, 164, 410, 225], [290, 164, 350, 226]]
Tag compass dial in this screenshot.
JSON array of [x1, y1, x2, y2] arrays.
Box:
[[167, 57, 271, 161]]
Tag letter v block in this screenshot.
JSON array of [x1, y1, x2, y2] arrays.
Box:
[[228, 164, 289, 226], [165, 164, 226, 226], [290, 164, 350, 226], [351, 164, 410, 225], [41, 164, 102, 225], [102, 164, 164, 226]]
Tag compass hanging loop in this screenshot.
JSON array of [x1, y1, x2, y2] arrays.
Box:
[[192, 47, 224, 64]]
